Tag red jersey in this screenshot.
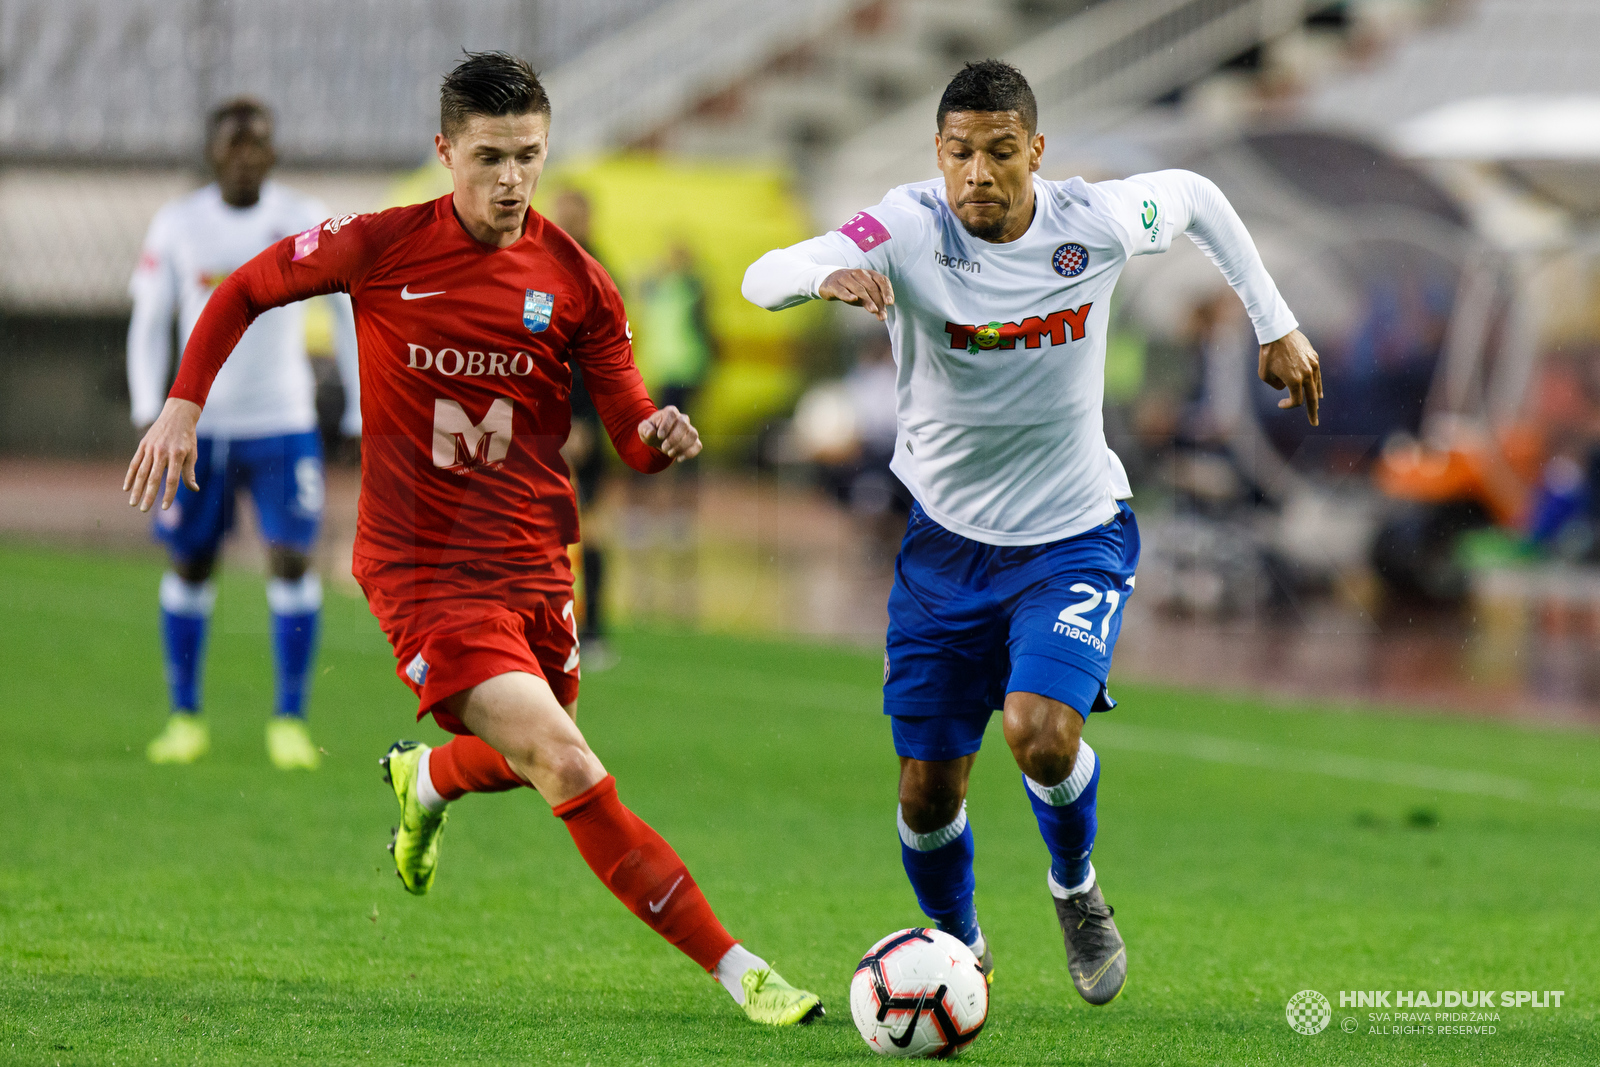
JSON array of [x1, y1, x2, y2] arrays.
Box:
[[169, 195, 667, 564]]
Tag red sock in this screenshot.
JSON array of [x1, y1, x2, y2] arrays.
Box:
[[428, 735, 526, 799], [554, 775, 737, 972]]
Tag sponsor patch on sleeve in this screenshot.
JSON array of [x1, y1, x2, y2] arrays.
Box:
[[838, 211, 892, 252], [292, 225, 321, 261]]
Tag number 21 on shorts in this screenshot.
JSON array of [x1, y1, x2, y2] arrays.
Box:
[[1052, 578, 1133, 650]]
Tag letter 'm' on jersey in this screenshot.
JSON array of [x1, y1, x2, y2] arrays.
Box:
[[433, 398, 513, 471]]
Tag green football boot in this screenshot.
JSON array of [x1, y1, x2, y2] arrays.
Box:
[[267, 716, 321, 770], [379, 741, 448, 895], [147, 714, 210, 764], [740, 967, 824, 1026]]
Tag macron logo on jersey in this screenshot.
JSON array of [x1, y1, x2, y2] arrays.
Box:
[[839, 212, 891, 252], [944, 303, 1093, 353]]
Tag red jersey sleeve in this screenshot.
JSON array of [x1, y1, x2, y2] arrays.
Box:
[[168, 211, 395, 407], [572, 261, 670, 474]]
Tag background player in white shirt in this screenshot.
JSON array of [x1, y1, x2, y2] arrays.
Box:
[[744, 61, 1321, 1006], [128, 98, 359, 769]]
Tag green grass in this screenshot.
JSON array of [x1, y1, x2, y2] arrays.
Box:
[[2, 541, 1597, 1065]]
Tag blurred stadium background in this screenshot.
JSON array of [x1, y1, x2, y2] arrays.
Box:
[[5, 0, 1600, 722]]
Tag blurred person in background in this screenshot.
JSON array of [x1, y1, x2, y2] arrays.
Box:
[[628, 241, 717, 621], [127, 98, 360, 769], [792, 331, 908, 562], [552, 187, 617, 668], [636, 241, 716, 416]]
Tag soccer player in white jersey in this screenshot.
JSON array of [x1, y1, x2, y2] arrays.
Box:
[[743, 61, 1322, 1005], [128, 98, 360, 769]]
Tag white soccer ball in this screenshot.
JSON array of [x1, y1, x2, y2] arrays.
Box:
[[850, 928, 989, 1058]]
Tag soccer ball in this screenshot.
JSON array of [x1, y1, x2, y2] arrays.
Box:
[[850, 928, 988, 1058]]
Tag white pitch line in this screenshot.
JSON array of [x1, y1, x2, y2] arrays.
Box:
[[1091, 722, 1600, 812]]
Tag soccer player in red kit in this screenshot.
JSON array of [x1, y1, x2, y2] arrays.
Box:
[[124, 51, 823, 1026]]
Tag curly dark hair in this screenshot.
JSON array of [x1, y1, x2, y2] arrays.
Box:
[[937, 59, 1037, 134]]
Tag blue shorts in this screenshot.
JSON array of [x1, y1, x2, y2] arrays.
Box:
[[884, 501, 1140, 762], [153, 431, 324, 561]]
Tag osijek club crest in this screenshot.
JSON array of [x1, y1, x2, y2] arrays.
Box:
[[524, 289, 554, 334]]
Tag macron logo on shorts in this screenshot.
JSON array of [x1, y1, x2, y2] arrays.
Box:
[[839, 212, 891, 252], [405, 653, 429, 686]]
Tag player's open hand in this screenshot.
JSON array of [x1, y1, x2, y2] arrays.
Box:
[[819, 268, 895, 321], [1258, 328, 1324, 426], [639, 405, 702, 463], [124, 397, 202, 512]]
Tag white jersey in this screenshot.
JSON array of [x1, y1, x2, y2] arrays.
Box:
[[128, 181, 359, 439], [743, 170, 1297, 546]]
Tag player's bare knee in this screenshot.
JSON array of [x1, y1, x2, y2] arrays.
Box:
[[268, 546, 310, 581], [539, 743, 601, 797], [172, 554, 216, 584], [1002, 706, 1080, 786], [898, 760, 969, 832]]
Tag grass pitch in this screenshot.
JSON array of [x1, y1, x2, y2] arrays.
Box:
[[2, 542, 1597, 1065]]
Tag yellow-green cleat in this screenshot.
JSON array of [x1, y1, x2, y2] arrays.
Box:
[[740, 967, 824, 1026], [379, 741, 448, 895], [267, 717, 321, 770], [147, 714, 209, 764]]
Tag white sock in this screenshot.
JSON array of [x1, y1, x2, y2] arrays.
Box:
[[713, 943, 768, 1006], [1048, 862, 1097, 899], [968, 927, 988, 958], [415, 748, 447, 813]]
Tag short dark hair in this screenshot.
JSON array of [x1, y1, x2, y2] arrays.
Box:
[[207, 97, 273, 148], [936, 60, 1037, 135], [441, 51, 550, 138]]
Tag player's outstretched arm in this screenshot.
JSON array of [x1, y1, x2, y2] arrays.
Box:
[[1126, 169, 1324, 426], [124, 397, 202, 512], [638, 406, 702, 463], [1259, 328, 1323, 426]]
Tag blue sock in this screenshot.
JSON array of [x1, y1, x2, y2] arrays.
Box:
[[898, 802, 982, 949], [159, 572, 215, 714], [267, 575, 322, 718], [1024, 741, 1101, 895]]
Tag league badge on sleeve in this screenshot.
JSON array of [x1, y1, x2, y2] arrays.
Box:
[[524, 289, 554, 334], [1052, 243, 1089, 278], [839, 212, 892, 252]]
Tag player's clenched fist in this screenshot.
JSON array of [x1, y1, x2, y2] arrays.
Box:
[[820, 268, 895, 321], [1258, 328, 1325, 426], [124, 397, 203, 512], [638, 405, 702, 463]]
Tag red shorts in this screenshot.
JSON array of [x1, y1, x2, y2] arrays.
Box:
[[353, 553, 581, 734]]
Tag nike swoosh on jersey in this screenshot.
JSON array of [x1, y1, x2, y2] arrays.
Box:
[[400, 285, 445, 300], [648, 875, 686, 913]]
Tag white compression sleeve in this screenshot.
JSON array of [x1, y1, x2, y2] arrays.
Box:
[[1156, 170, 1299, 345], [742, 244, 846, 311]]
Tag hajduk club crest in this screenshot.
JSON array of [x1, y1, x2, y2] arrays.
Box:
[[524, 289, 554, 334], [1052, 243, 1089, 278]]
